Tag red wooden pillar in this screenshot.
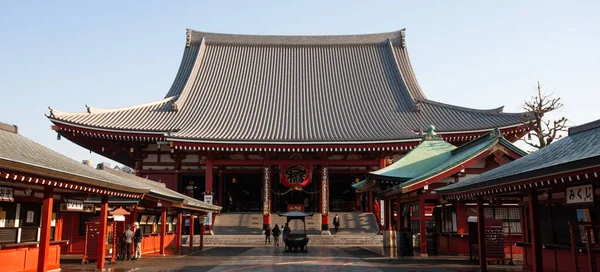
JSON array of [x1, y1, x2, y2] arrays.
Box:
[[321, 166, 330, 234], [176, 212, 183, 254], [189, 214, 194, 253], [97, 195, 108, 270], [55, 211, 63, 241], [131, 206, 138, 256], [218, 170, 224, 212], [159, 207, 166, 255], [37, 186, 54, 272], [205, 159, 213, 193], [476, 197, 487, 271], [528, 191, 542, 272], [263, 165, 271, 231], [419, 195, 427, 256]]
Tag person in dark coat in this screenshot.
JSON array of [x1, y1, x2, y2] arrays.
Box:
[[264, 225, 271, 246], [333, 214, 340, 233], [272, 224, 281, 248]]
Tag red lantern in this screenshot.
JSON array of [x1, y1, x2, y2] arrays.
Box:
[[280, 165, 312, 187]]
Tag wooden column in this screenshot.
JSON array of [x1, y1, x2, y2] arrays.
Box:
[[189, 214, 194, 252], [205, 159, 213, 193], [528, 191, 542, 272], [321, 166, 330, 234], [131, 206, 138, 256], [55, 211, 63, 241], [419, 195, 427, 256], [263, 165, 271, 231], [176, 212, 183, 254], [476, 197, 487, 271], [159, 207, 166, 256], [97, 195, 108, 270], [37, 186, 54, 272], [218, 170, 224, 209]]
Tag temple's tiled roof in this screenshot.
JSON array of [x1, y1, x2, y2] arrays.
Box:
[[436, 119, 600, 195], [0, 122, 221, 212], [354, 128, 526, 196], [103, 167, 221, 212], [48, 29, 527, 144]]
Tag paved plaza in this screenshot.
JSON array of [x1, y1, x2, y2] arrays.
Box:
[[61, 246, 522, 272]]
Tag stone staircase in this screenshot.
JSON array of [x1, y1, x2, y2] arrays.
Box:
[[195, 234, 383, 247], [212, 212, 379, 236]]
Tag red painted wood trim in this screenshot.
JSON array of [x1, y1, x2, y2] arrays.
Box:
[[37, 186, 54, 272], [97, 196, 108, 270], [172, 141, 419, 150], [476, 197, 487, 271]]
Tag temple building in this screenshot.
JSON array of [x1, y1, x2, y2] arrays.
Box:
[[354, 126, 527, 256], [46, 28, 530, 233], [436, 119, 600, 272]]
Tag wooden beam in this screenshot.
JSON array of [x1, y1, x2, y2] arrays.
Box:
[[37, 186, 54, 272]]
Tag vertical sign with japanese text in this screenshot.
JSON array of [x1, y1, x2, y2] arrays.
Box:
[[203, 194, 213, 226]]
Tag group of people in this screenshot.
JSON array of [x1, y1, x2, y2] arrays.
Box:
[[264, 223, 291, 248], [122, 222, 144, 261]]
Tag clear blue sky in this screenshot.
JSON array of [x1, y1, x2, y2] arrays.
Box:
[[1, 1, 598, 167]]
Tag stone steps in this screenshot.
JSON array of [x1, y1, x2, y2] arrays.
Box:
[[191, 234, 383, 246], [212, 212, 379, 235]]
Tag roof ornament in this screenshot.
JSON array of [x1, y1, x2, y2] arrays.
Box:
[[490, 128, 502, 137], [400, 29, 406, 49], [413, 100, 422, 112], [186, 28, 193, 48], [423, 125, 443, 141]]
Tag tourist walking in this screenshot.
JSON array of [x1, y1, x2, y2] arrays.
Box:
[[123, 224, 134, 260], [272, 224, 281, 247], [264, 225, 271, 246], [133, 222, 143, 260], [333, 214, 340, 233]]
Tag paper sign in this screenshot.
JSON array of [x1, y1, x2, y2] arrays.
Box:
[[204, 195, 213, 226], [0, 187, 14, 202], [567, 185, 594, 204], [26, 210, 34, 223]]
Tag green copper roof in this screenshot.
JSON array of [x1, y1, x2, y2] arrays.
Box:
[[381, 129, 506, 195], [368, 126, 457, 182]]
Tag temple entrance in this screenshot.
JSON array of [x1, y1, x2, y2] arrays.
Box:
[[274, 167, 319, 213], [224, 173, 262, 212], [329, 174, 359, 212]]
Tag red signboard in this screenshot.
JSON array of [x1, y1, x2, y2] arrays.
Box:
[[280, 165, 312, 187]]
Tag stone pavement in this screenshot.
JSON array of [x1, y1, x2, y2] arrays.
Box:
[[60, 246, 522, 272]]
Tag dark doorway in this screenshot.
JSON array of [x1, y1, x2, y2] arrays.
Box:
[[329, 174, 359, 212], [225, 174, 262, 212]]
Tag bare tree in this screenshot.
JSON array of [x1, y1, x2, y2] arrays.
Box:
[[523, 81, 568, 148]]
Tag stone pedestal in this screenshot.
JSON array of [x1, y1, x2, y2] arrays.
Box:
[[382, 230, 396, 248]]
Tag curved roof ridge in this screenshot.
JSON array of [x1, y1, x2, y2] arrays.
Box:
[[171, 37, 207, 112], [416, 98, 510, 115], [187, 28, 406, 46], [50, 97, 176, 117]]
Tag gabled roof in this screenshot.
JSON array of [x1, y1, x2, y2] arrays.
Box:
[[368, 128, 457, 182], [0, 121, 221, 212], [102, 167, 221, 212], [354, 126, 527, 197], [48, 29, 527, 145], [0, 122, 147, 194], [436, 119, 600, 196]]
